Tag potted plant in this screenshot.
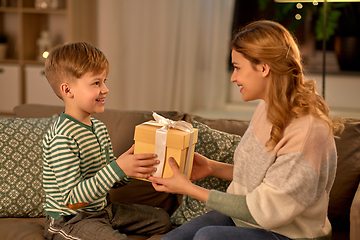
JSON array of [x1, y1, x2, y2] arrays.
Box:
[[314, 2, 360, 71], [258, 0, 360, 71], [0, 32, 8, 60]]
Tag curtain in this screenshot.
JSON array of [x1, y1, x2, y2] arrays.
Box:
[[97, 0, 235, 113]]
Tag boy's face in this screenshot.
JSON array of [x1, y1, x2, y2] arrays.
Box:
[[67, 71, 109, 120]]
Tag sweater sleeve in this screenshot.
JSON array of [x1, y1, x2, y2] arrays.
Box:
[[206, 190, 259, 227], [44, 134, 127, 209]]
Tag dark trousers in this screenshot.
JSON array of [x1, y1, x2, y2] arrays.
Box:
[[44, 202, 172, 240]]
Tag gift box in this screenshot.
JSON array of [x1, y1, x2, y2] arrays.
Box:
[[133, 113, 198, 181]]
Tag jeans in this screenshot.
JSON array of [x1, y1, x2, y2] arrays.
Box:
[[162, 211, 291, 240], [44, 202, 172, 240]]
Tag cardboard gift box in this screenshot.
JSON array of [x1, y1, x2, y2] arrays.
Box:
[[133, 116, 198, 181]]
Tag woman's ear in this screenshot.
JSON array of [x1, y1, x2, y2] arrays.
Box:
[[261, 63, 270, 77], [60, 83, 73, 98]]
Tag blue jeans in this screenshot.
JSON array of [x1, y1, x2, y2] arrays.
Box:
[[162, 211, 291, 240]]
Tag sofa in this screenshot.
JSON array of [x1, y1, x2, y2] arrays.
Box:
[[0, 103, 359, 240]]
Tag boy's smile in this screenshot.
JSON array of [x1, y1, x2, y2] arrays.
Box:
[[96, 97, 106, 103]]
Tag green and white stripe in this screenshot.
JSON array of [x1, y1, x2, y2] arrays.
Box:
[[43, 114, 129, 220]]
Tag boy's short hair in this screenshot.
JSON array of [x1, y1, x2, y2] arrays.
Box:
[[45, 42, 109, 99]]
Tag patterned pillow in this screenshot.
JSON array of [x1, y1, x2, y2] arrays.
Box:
[[0, 115, 58, 217], [171, 120, 242, 225]]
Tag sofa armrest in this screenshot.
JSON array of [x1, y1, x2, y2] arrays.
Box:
[[350, 181, 360, 240]]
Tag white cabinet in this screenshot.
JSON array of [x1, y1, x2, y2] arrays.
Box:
[[25, 65, 63, 106], [0, 64, 20, 113]]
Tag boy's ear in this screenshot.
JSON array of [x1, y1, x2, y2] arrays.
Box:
[[60, 83, 73, 98]]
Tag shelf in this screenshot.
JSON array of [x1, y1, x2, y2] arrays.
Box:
[[21, 8, 67, 14], [0, 0, 97, 114], [0, 7, 19, 12]]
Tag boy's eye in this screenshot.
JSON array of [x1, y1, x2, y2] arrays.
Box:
[[93, 81, 100, 85], [232, 65, 238, 70]]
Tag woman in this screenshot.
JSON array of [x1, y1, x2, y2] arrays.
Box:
[[149, 20, 344, 240]]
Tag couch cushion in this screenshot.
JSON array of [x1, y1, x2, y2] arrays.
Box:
[[0, 115, 58, 217], [0, 218, 46, 240], [13, 104, 64, 118], [329, 119, 360, 232], [170, 120, 241, 225], [0, 217, 158, 240], [191, 115, 249, 137]]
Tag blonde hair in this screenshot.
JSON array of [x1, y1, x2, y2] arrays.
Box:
[[45, 42, 109, 99], [231, 20, 344, 149]]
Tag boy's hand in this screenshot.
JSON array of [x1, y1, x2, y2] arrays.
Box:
[[116, 145, 159, 179]]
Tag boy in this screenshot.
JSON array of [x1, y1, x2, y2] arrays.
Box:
[[42, 42, 172, 240]]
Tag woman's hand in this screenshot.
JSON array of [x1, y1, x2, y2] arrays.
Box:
[[193, 153, 234, 182], [149, 157, 192, 195], [190, 153, 213, 182], [149, 157, 210, 203], [116, 145, 160, 179]]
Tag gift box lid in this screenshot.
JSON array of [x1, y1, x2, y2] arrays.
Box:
[[134, 121, 198, 150]]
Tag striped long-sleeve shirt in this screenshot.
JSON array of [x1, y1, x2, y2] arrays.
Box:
[[43, 113, 130, 220], [206, 100, 337, 240]]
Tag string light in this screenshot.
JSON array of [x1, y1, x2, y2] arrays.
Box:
[[296, 3, 303, 8]]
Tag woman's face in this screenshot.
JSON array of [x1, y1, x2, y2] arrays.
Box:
[[230, 50, 270, 102]]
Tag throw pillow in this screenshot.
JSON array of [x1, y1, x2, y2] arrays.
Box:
[[0, 115, 58, 217], [170, 120, 242, 225]]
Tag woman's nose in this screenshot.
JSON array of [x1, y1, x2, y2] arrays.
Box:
[[230, 72, 236, 83]]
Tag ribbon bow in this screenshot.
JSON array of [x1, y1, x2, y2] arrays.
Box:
[[152, 112, 193, 132]]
